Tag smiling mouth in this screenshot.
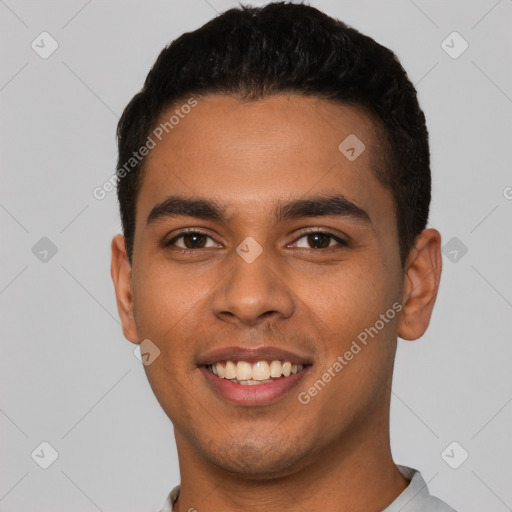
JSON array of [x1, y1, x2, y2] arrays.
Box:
[[205, 360, 307, 385]]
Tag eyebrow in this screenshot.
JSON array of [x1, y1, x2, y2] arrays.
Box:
[[146, 194, 371, 227]]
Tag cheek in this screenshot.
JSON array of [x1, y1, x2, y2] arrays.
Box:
[[133, 264, 205, 420], [132, 258, 211, 337], [295, 267, 399, 435], [299, 262, 396, 340]]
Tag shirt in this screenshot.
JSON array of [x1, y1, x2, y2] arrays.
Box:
[[157, 465, 457, 512]]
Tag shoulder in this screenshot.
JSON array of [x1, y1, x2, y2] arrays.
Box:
[[382, 465, 457, 512], [155, 484, 180, 512]]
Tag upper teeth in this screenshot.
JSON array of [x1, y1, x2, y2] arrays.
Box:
[[209, 360, 304, 381]]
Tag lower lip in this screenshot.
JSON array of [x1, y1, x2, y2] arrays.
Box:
[[200, 365, 310, 406]]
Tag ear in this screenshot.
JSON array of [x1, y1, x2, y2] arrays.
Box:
[[398, 228, 442, 341], [111, 234, 139, 344]]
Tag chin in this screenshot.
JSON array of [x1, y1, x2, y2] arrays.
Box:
[[199, 435, 310, 478]]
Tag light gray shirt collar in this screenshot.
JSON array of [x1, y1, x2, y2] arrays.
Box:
[[157, 465, 456, 512]]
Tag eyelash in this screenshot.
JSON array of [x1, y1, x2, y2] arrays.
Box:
[[165, 229, 349, 251]]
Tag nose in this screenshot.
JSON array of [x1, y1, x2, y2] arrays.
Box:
[[211, 250, 295, 327]]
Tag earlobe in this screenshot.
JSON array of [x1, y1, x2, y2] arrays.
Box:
[[110, 234, 139, 344], [398, 229, 442, 341]]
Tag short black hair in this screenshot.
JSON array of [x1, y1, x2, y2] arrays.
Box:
[[116, 1, 430, 266]]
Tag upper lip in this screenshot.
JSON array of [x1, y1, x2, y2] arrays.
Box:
[[197, 346, 313, 366]]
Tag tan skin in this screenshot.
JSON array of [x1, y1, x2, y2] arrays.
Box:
[[111, 94, 442, 512]]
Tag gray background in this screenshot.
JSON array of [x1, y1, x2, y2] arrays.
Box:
[[1, 1, 511, 511]]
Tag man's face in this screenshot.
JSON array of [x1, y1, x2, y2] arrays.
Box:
[[120, 94, 406, 475]]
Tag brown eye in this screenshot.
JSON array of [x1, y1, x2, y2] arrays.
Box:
[[291, 231, 348, 250], [182, 233, 207, 248], [307, 233, 331, 249], [166, 232, 217, 250]]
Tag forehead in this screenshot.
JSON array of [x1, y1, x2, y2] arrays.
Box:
[[137, 93, 391, 226]]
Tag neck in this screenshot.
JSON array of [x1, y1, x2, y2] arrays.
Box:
[[172, 405, 408, 512]]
